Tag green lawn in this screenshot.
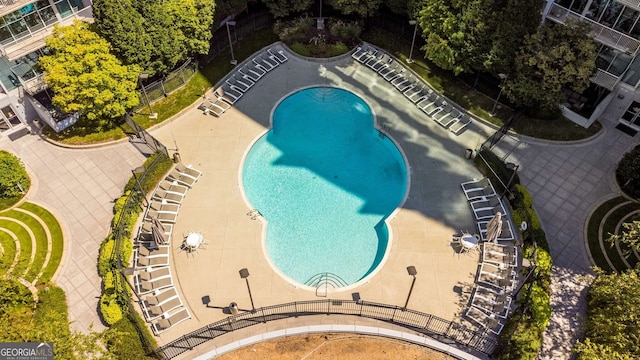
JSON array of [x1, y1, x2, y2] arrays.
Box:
[[0, 218, 32, 278], [0, 230, 16, 277], [20, 203, 64, 284], [0, 203, 64, 284], [586, 197, 640, 272], [602, 203, 640, 270]]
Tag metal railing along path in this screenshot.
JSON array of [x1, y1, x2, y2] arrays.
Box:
[[153, 299, 497, 359]]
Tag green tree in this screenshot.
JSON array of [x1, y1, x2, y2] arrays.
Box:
[[616, 145, 640, 199], [92, 0, 152, 68], [483, 0, 545, 75], [93, 0, 215, 76], [607, 221, 640, 255], [418, 0, 497, 75], [0, 151, 29, 198], [326, 0, 382, 17], [575, 339, 636, 360], [578, 268, 640, 359], [262, 0, 313, 18], [503, 19, 596, 111], [39, 21, 141, 121]]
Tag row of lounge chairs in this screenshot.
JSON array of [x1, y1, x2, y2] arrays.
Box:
[[461, 178, 515, 242], [465, 242, 519, 335], [202, 46, 289, 117], [352, 44, 472, 135], [132, 163, 203, 335]]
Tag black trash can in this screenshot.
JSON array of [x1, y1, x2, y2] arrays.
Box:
[[173, 152, 181, 163], [229, 302, 239, 314], [465, 149, 473, 159]]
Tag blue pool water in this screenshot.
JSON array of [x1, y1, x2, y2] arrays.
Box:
[[242, 87, 407, 287]]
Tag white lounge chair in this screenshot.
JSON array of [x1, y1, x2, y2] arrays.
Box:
[[215, 87, 242, 105], [134, 267, 172, 293], [253, 54, 278, 71], [382, 66, 404, 82], [268, 47, 288, 63], [157, 180, 189, 196], [481, 242, 518, 267], [352, 46, 368, 61], [470, 285, 512, 318], [433, 107, 460, 128], [138, 219, 173, 240], [477, 262, 517, 292], [465, 305, 504, 335], [238, 66, 264, 82], [175, 163, 202, 180], [143, 287, 178, 307], [166, 169, 197, 188], [152, 188, 185, 205], [145, 209, 178, 224], [461, 178, 496, 201], [148, 199, 180, 214], [449, 114, 472, 134], [416, 93, 438, 110], [152, 308, 191, 335], [142, 297, 183, 321], [138, 245, 170, 258], [136, 275, 173, 295], [367, 53, 390, 71]]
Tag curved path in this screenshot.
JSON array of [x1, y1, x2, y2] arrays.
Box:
[[0, 136, 145, 333], [490, 122, 637, 358]]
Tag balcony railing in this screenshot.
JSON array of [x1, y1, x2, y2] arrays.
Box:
[[617, 0, 640, 12], [0, 0, 35, 17], [547, 3, 640, 54], [590, 68, 620, 89]]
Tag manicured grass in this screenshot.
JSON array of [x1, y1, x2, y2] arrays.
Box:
[[361, 28, 601, 141], [602, 203, 640, 270], [7, 209, 48, 282], [0, 230, 16, 277], [586, 197, 627, 272], [0, 196, 22, 211], [20, 203, 64, 283], [0, 218, 32, 278]]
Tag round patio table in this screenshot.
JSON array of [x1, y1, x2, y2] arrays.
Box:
[[185, 232, 203, 252]]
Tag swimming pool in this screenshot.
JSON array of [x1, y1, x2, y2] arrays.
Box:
[[241, 87, 408, 288]]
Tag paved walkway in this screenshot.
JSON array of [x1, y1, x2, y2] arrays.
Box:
[[491, 121, 637, 359], [0, 134, 145, 333]]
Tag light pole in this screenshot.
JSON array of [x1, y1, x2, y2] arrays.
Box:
[[226, 21, 237, 66], [403, 266, 417, 309], [239, 268, 255, 312], [500, 162, 519, 200], [407, 20, 418, 64], [490, 73, 508, 116]]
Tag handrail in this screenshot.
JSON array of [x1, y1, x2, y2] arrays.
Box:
[[304, 272, 350, 288], [153, 299, 497, 359]]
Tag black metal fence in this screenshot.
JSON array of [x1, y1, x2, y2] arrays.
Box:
[[135, 59, 198, 113], [154, 299, 497, 359], [124, 113, 168, 154], [202, 11, 274, 63]]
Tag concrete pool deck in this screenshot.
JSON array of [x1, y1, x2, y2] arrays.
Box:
[[148, 51, 501, 349]]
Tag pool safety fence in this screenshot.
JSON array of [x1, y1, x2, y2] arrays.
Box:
[[153, 299, 497, 359]]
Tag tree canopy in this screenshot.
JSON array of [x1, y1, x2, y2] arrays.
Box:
[[93, 0, 215, 76], [607, 221, 640, 255], [326, 0, 383, 17], [260, 0, 313, 18], [575, 269, 640, 359], [503, 19, 596, 111], [39, 21, 141, 121], [417, 0, 543, 75], [0, 151, 29, 198]]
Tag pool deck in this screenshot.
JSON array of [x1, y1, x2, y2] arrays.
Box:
[[149, 51, 500, 350]]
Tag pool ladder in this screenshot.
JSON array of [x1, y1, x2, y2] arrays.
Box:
[[305, 272, 349, 297]]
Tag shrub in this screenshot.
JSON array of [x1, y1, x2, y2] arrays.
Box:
[[98, 237, 116, 276], [0, 150, 30, 198], [100, 292, 123, 325], [106, 315, 156, 359], [616, 145, 640, 199], [274, 17, 314, 43], [290, 42, 311, 57], [329, 20, 363, 41], [326, 42, 349, 57]]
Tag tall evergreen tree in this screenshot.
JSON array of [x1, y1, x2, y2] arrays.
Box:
[[326, 0, 383, 17]]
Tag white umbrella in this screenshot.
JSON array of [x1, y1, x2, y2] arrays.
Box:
[[486, 212, 503, 243]]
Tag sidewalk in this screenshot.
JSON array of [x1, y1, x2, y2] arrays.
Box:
[[491, 121, 637, 359], [0, 134, 145, 333]]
